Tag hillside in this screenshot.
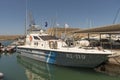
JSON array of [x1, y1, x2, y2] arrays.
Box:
[[0, 35, 22, 40], [0, 28, 87, 40], [46, 27, 87, 40]]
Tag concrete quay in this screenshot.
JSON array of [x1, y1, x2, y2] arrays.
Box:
[[95, 49, 120, 76]]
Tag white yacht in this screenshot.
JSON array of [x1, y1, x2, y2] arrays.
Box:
[[17, 25, 113, 68]]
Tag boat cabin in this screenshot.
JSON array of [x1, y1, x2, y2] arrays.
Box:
[[25, 34, 67, 49]]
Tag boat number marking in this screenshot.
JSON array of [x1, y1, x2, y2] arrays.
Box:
[[66, 54, 86, 60]]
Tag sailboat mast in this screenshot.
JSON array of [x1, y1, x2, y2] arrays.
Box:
[[113, 8, 120, 24]]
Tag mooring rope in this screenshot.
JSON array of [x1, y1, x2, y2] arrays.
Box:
[[113, 57, 120, 65], [108, 53, 120, 65]]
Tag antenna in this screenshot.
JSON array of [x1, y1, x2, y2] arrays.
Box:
[[51, 14, 57, 36], [87, 19, 93, 28], [113, 8, 120, 24], [89, 19, 92, 28], [29, 12, 36, 26], [25, 0, 28, 36]]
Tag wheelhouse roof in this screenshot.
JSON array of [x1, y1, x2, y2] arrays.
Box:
[[39, 36, 58, 40]]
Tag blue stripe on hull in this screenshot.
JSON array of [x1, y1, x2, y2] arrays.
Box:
[[17, 48, 57, 64], [46, 51, 57, 64]]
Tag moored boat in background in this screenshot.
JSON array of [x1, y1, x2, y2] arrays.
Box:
[[0, 42, 5, 52]]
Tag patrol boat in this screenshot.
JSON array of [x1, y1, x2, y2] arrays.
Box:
[[17, 25, 113, 68]]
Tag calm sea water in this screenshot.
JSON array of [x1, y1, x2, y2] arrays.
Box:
[[0, 41, 120, 80]]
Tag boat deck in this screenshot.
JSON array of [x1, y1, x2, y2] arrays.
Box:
[[18, 45, 112, 54]]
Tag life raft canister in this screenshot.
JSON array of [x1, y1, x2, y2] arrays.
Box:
[[49, 41, 54, 49]]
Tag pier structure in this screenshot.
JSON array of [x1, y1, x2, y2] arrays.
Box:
[[73, 24, 120, 48]]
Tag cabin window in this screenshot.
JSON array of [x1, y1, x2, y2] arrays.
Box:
[[39, 36, 58, 40], [33, 36, 40, 40], [34, 42, 38, 46]]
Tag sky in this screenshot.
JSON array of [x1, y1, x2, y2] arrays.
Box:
[[0, 0, 120, 35]]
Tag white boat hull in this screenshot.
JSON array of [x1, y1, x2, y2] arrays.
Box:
[[17, 47, 110, 68]]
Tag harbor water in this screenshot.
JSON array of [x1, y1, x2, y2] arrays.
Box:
[[0, 41, 120, 80]]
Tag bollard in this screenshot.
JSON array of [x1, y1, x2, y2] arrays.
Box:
[[0, 72, 4, 79]]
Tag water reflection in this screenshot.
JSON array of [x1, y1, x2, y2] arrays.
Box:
[[17, 55, 53, 80], [0, 53, 1, 59], [0, 52, 14, 56], [17, 54, 120, 80]]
